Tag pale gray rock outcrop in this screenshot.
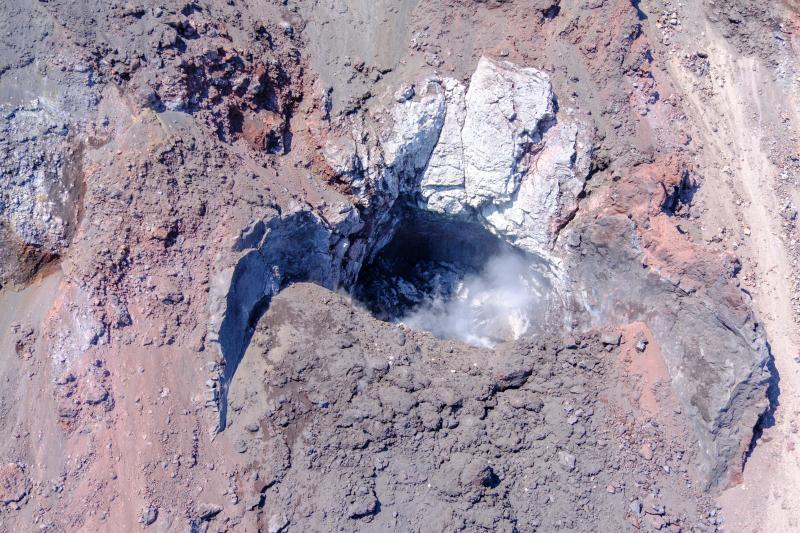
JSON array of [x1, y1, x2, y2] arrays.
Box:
[[481, 118, 591, 254], [418, 78, 467, 217], [322, 58, 590, 263], [0, 99, 82, 286], [412, 57, 590, 258], [462, 57, 555, 208], [381, 80, 446, 198]]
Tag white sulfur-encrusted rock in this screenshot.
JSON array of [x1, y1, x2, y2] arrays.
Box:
[[414, 57, 590, 257], [381, 81, 446, 199], [323, 56, 591, 259], [480, 119, 592, 255], [462, 57, 556, 208], [418, 78, 468, 217]]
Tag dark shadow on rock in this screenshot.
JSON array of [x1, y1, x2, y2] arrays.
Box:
[[662, 168, 698, 216], [631, 0, 648, 20], [745, 340, 780, 463], [543, 4, 560, 20], [353, 208, 507, 320], [216, 211, 337, 430]]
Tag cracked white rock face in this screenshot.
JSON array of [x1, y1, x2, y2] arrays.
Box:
[[323, 56, 591, 260], [461, 57, 555, 208], [382, 80, 446, 189], [415, 57, 590, 258], [481, 119, 591, 254], [1, 102, 76, 250], [419, 78, 468, 217]]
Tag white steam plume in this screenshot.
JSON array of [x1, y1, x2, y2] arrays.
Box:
[[401, 251, 551, 347]]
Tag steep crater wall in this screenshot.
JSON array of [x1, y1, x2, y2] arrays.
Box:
[[353, 206, 563, 347], [209, 57, 771, 490]]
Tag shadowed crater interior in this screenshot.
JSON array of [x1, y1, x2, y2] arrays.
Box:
[[353, 208, 557, 347]]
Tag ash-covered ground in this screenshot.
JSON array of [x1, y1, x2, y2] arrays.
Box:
[[224, 283, 713, 532], [1, 0, 799, 532]]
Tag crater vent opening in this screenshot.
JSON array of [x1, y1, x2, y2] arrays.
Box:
[[353, 208, 557, 347]]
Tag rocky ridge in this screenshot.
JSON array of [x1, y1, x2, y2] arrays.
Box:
[[225, 283, 716, 532]]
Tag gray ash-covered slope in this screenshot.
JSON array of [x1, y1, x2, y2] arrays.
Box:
[[567, 214, 771, 489], [226, 283, 712, 533]]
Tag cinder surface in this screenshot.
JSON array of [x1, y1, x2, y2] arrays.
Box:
[[0, 0, 797, 531]]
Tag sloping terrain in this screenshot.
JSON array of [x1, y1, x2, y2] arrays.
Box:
[[0, 0, 797, 531]]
